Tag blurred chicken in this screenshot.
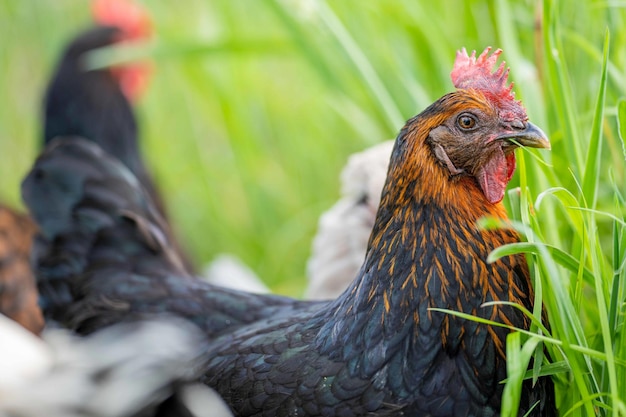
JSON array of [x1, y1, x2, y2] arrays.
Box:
[[24, 138, 311, 334], [0, 313, 232, 417], [43, 0, 155, 206], [0, 0, 197, 333], [39, 0, 197, 313]]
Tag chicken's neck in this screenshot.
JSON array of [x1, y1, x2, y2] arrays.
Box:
[[316, 122, 532, 379]]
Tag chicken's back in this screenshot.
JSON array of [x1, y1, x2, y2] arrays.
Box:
[[24, 138, 314, 336]]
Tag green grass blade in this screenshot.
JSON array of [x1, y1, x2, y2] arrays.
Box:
[[85, 39, 292, 70], [608, 201, 621, 340], [617, 98, 626, 162], [428, 308, 610, 361], [501, 332, 522, 417], [314, 1, 404, 130], [581, 30, 609, 209], [502, 332, 543, 416], [264, 0, 344, 91], [543, 0, 584, 176], [488, 242, 594, 285]]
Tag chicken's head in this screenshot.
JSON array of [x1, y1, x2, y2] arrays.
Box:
[[424, 47, 549, 204]]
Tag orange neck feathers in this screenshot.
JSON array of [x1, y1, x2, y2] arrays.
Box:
[[380, 97, 511, 227]]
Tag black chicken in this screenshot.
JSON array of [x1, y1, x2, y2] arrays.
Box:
[[0, 0, 198, 335], [42, 25, 160, 217], [42, 0, 194, 275], [23, 48, 556, 416]]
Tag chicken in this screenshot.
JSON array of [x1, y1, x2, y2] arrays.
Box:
[[43, 0, 158, 218], [306, 140, 394, 299], [0, 206, 43, 334], [0, 0, 202, 334], [0, 313, 233, 417], [23, 47, 556, 416], [0, 0, 195, 333]]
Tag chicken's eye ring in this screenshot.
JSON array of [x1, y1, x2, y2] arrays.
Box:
[[457, 113, 478, 130]]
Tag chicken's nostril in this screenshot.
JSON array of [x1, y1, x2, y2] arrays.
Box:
[[511, 120, 526, 130]]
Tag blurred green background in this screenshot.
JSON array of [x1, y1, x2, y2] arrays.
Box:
[[0, 0, 622, 297]]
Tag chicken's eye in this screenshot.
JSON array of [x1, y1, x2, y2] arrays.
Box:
[[457, 113, 477, 130]]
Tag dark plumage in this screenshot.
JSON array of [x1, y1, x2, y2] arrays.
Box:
[[23, 48, 556, 416], [40, 10, 194, 275], [43, 25, 164, 231], [0, 0, 192, 334], [24, 138, 314, 335]]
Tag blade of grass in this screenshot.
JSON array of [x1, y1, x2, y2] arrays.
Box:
[[488, 242, 594, 285], [314, 0, 404, 130], [536, 187, 585, 237], [581, 30, 609, 209], [562, 29, 626, 94], [543, 0, 584, 176], [608, 199, 622, 341], [502, 332, 543, 417], [428, 307, 611, 362], [616, 98, 626, 161], [578, 31, 616, 401], [85, 39, 292, 70], [263, 0, 344, 91], [501, 332, 522, 417]]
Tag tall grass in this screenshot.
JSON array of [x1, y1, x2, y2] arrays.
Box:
[[0, 0, 624, 414]]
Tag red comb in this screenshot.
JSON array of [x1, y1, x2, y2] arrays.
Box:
[[451, 47, 526, 121], [92, 0, 152, 40], [92, 0, 153, 102]]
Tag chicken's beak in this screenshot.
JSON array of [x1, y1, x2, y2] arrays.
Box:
[[497, 122, 551, 150]]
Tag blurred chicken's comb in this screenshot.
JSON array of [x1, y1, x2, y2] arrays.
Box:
[[92, 0, 152, 40], [91, 0, 153, 102], [451, 47, 514, 100]]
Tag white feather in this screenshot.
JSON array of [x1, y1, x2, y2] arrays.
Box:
[[0, 316, 232, 417], [306, 141, 393, 299]]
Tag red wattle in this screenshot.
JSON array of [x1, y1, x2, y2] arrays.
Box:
[[476, 148, 515, 204]]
